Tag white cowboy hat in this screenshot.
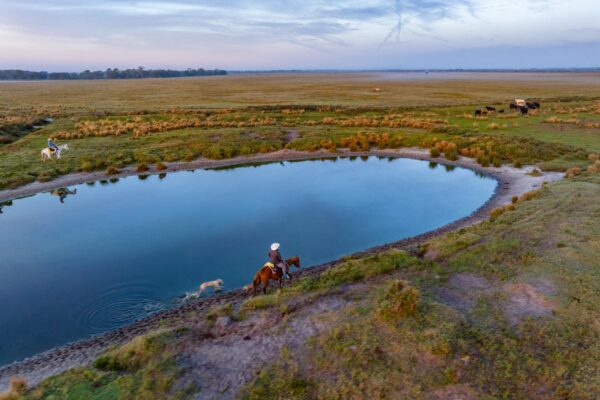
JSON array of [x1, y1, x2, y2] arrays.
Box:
[[271, 243, 280, 251]]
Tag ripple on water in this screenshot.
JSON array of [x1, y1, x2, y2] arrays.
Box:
[[75, 281, 167, 334]]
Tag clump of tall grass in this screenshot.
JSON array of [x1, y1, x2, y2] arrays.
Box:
[[105, 165, 119, 175], [519, 190, 540, 202], [0, 377, 27, 400], [156, 162, 167, 171], [94, 331, 170, 371], [135, 163, 149, 173], [490, 204, 516, 220], [377, 279, 420, 322], [565, 166, 581, 178]]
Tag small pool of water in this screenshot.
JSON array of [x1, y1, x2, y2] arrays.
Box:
[[0, 156, 496, 365]]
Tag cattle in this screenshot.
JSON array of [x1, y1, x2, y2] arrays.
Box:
[[519, 106, 529, 115], [474, 109, 482, 116], [515, 99, 526, 107], [485, 106, 496, 112], [499, 109, 505, 114], [526, 101, 540, 110], [509, 102, 519, 110]]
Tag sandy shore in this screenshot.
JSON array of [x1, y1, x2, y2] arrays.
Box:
[[0, 149, 563, 391]]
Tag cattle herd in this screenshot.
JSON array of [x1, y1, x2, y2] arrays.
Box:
[[475, 99, 540, 117]]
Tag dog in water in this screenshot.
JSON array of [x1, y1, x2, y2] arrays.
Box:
[[198, 279, 224, 295]]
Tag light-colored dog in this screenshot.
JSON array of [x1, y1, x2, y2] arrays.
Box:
[[198, 279, 224, 295]]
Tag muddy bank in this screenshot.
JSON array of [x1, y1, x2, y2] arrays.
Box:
[[0, 149, 562, 390]]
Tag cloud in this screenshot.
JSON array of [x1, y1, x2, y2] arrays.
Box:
[[0, 0, 598, 70]]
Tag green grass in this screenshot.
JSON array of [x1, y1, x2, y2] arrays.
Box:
[[14, 330, 195, 400]]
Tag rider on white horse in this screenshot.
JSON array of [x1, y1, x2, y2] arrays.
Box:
[[48, 138, 59, 153]]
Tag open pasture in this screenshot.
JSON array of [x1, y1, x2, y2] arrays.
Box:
[[1, 73, 599, 191]]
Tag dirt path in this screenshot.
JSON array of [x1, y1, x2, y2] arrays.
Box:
[[0, 149, 563, 391]]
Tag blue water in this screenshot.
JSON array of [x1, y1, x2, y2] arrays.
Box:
[[0, 157, 496, 365]]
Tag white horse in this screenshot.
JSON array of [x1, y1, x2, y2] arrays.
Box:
[[41, 144, 69, 160]]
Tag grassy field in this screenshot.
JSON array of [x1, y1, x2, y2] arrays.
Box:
[[1, 73, 599, 189], [1, 73, 600, 400]]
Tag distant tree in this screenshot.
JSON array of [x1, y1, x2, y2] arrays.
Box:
[[0, 68, 227, 80]]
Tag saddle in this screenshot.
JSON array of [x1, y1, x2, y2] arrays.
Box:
[[263, 262, 281, 275]]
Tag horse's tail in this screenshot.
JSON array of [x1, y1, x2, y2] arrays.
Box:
[[252, 269, 263, 293]]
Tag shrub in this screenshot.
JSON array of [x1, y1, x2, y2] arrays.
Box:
[[136, 163, 149, 173], [514, 160, 523, 168], [445, 149, 458, 161], [430, 147, 440, 158], [377, 279, 420, 321], [477, 155, 491, 167], [588, 153, 598, 162], [487, 122, 500, 130], [587, 164, 598, 174], [511, 195, 519, 204], [156, 162, 167, 171], [528, 168, 541, 177], [106, 165, 119, 175]]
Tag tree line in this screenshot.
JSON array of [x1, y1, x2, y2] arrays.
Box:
[[0, 67, 227, 80]]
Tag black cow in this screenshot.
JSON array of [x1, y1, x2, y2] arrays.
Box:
[[485, 106, 496, 112], [527, 101, 540, 109], [509, 102, 519, 110], [474, 109, 482, 116], [499, 109, 505, 114], [519, 106, 529, 115]]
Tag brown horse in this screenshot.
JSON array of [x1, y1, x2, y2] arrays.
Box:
[[252, 256, 301, 295]]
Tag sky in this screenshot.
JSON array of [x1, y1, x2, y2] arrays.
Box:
[[0, 0, 599, 71]]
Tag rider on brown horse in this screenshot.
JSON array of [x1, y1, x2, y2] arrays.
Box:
[[269, 243, 290, 280]]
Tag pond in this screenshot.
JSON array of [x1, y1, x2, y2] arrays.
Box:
[[0, 156, 496, 365]]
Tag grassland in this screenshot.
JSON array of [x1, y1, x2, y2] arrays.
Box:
[[1, 73, 599, 190], [1, 72, 600, 399]]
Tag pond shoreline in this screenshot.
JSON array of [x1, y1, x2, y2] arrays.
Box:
[[0, 149, 563, 390], [0, 148, 556, 203]]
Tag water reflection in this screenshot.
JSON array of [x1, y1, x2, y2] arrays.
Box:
[[50, 188, 77, 204], [0, 200, 13, 214], [444, 165, 456, 172], [429, 161, 438, 169]]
